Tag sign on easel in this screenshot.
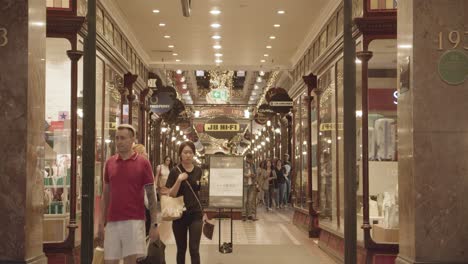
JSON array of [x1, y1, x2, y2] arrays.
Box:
[[208, 155, 244, 208]]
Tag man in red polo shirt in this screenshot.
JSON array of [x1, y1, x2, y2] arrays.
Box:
[[98, 124, 159, 264]]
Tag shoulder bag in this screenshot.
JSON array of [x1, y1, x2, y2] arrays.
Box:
[[160, 166, 185, 221]]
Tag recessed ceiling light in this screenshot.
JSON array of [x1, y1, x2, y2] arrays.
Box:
[[213, 45, 222, 49], [173, 53, 178, 56], [266, 46, 272, 49], [259, 71, 265, 76], [274, 24, 281, 28], [264, 54, 269, 57], [212, 35, 221, 40], [254, 85, 259, 89], [215, 59, 223, 63], [164, 35, 171, 39], [210, 9, 221, 15], [152, 9, 160, 13], [175, 59, 181, 62], [261, 59, 266, 63], [277, 10, 285, 14], [168, 45, 175, 48], [211, 23, 221, 28], [269, 36, 276, 39], [176, 69, 182, 74], [215, 53, 223, 57], [159, 23, 166, 27]]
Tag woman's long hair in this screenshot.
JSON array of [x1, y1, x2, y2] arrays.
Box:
[[162, 155, 174, 170]]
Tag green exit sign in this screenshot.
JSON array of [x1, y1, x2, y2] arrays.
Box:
[[211, 90, 228, 100]]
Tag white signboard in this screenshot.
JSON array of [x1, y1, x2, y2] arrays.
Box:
[[208, 156, 244, 208]]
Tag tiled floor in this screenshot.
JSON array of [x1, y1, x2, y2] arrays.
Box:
[[158, 206, 336, 264]]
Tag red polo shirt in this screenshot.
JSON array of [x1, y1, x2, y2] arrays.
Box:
[[104, 152, 154, 222]]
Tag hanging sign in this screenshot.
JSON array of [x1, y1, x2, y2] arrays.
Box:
[[269, 93, 293, 113], [204, 116, 240, 139], [149, 86, 177, 114]]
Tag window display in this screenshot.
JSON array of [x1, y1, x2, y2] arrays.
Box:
[[318, 67, 336, 223], [367, 39, 399, 244], [44, 38, 72, 243], [300, 94, 309, 208], [293, 97, 302, 208]]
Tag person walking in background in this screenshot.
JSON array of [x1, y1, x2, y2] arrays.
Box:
[[263, 159, 276, 211], [275, 159, 287, 208], [98, 124, 159, 264], [155, 155, 173, 195], [132, 143, 154, 236], [242, 153, 257, 221], [166, 141, 205, 264], [256, 160, 266, 206], [283, 154, 292, 206]]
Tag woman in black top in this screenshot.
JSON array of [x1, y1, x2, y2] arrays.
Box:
[[166, 141, 204, 264]]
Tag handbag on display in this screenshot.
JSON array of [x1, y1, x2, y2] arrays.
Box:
[[178, 165, 215, 240]]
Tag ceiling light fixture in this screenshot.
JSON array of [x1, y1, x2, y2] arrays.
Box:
[[159, 23, 166, 27], [173, 53, 178, 56], [269, 36, 276, 39], [215, 53, 223, 57], [260, 59, 266, 63], [168, 45, 175, 48], [264, 54, 269, 57], [182, 84, 188, 89], [210, 9, 221, 15], [211, 23, 221, 28], [152, 9, 160, 13], [213, 45, 222, 49], [277, 10, 285, 14], [212, 35, 221, 40], [164, 35, 171, 39], [176, 69, 182, 74], [266, 45, 272, 49], [274, 24, 281, 28], [175, 59, 181, 62], [215, 59, 223, 63], [259, 71, 265, 76]]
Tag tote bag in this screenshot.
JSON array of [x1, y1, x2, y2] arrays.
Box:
[[160, 195, 185, 221]]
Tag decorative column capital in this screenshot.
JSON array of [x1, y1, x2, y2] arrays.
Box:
[[303, 73, 318, 93], [124, 72, 138, 89], [356, 50, 373, 62], [66, 50, 83, 62]]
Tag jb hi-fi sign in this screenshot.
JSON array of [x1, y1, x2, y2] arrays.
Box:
[[204, 123, 240, 132]]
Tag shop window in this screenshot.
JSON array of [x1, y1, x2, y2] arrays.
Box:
[[319, 31, 327, 56], [327, 16, 337, 45], [46, 0, 70, 9], [337, 8, 344, 36], [97, 7, 104, 36], [132, 99, 140, 137], [353, 0, 364, 18], [318, 67, 337, 226], [44, 38, 72, 243], [294, 97, 302, 208], [311, 103, 319, 210], [369, 0, 398, 10], [367, 39, 398, 244], [103, 65, 122, 165], [300, 94, 309, 208]]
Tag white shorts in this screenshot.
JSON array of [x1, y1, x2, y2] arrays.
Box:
[[104, 220, 146, 260]]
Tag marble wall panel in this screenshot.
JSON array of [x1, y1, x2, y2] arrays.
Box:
[[0, 0, 46, 262]]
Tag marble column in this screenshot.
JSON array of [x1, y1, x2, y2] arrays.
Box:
[[397, 1, 468, 263], [0, 0, 47, 263]]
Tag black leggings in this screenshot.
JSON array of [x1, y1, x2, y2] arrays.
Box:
[[172, 211, 203, 264]]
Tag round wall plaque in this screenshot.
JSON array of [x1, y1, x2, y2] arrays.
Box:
[[438, 50, 468, 86]]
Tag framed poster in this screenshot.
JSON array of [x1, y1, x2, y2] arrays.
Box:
[[208, 155, 244, 208]]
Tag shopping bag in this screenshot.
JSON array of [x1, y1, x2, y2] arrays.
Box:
[[160, 195, 185, 221], [92, 247, 104, 264], [137, 239, 166, 264]]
